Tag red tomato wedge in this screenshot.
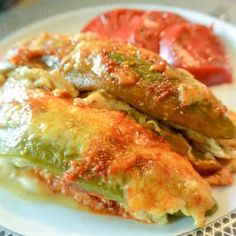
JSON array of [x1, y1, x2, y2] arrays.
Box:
[[82, 9, 144, 42], [82, 8, 233, 86], [82, 9, 187, 52], [159, 23, 232, 86], [132, 11, 187, 52]]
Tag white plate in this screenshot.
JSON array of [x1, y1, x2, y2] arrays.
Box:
[[0, 3, 236, 236]]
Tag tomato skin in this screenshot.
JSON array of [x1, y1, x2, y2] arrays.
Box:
[[132, 11, 187, 52], [184, 67, 232, 86], [82, 9, 187, 53], [160, 23, 232, 86], [82, 9, 144, 41]]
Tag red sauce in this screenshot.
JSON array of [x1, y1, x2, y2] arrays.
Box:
[[35, 169, 126, 216], [82, 9, 232, 86]]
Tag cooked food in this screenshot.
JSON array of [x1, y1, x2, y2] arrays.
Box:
[[0, 66, 216, 226], [2, 34, 235, 185], [62, 39, 235, 139], [2, 33, 236, 185], [0, 32, 235, 226], [82, 9, 232, 86], [6, 34, 235, 139]]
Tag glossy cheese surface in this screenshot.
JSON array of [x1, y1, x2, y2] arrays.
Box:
[[0, 74, 215, 226]]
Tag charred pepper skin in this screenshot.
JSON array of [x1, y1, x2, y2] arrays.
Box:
[[64, 39, 235, 139]]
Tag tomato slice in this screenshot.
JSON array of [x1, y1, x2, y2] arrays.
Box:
[[82, 9, 144, 41], [132, 11, 187, 52], [82, 9, 187, 53], [160, 23, 232, 86]]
